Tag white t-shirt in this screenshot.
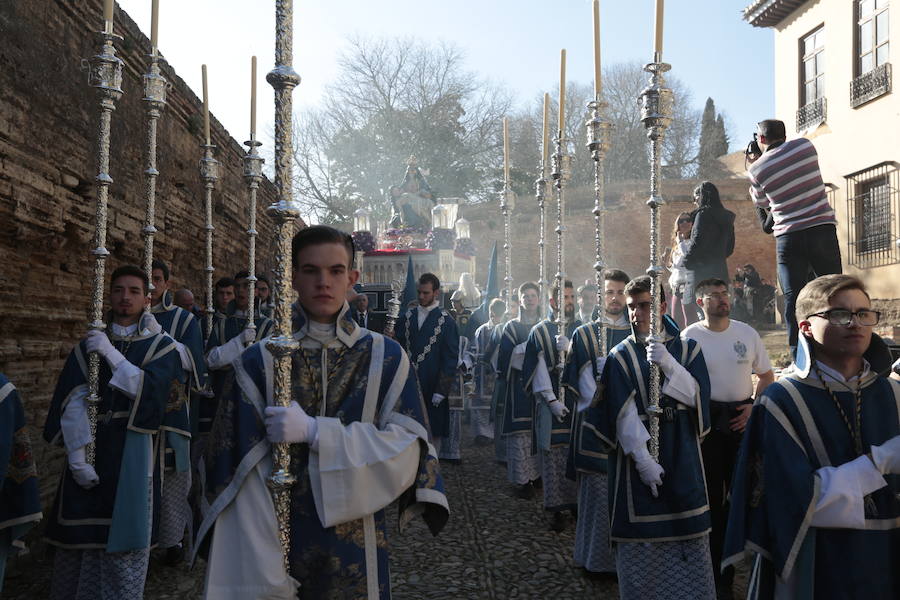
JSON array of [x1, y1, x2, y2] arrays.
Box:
[[682, 319, 772, 402]]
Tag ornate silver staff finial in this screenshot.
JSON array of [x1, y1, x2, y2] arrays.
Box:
[[83, 27, 124, 466], [384, 278, 404, 337], [499, 185, 515, 313], [551, 132, 571, 384], [266, 0, 302, 571], [534, 167, 549, 316], [243, 138, 265, 336], [141, 48, 169, 300], [585, 99, 612, 357], [639, 59, 674, 462]]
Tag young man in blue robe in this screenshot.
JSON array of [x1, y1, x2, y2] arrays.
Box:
[[584, 275, 715, 599], [471, 298, 506, 446], [393, 272, 460, 455], [724, 274, 900, 600], [0, 374, 42, 594], [43, 265, 181, 599], [498, 282, 543, 499], [149, 259, 208, 561], [203, 271, 273, 436], [196, 226, 449, 599], [561, 268, 631, 575], [523, 280, 581, 531]]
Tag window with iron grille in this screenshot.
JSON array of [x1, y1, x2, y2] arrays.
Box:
[[801, 27, 826, 105], [846, 162, 900, 268]]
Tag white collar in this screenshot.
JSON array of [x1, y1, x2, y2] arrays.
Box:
[[810, 359, 871, 386], [601, 313, 628, 326], [111, 322, 139, 336], [417, 300, 440, 314]]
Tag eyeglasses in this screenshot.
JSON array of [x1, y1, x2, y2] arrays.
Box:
[[807, 309, 881, 327]]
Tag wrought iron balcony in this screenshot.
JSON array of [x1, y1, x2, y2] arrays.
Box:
[[796, 96, 826, 132], [851, 63, 892, 108]]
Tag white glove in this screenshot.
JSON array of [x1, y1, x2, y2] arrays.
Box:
[[264, 400, 317, 444], [240, 328, 256, 345], [548, 399, 569, 421], [646, 341, 678, 377], [633, 447, 665, 498], [431, 393, 444, 407], [555, 334, 570, 353], [68, 446, 100, 489], [84, 330, 125, 368], [141, 313, 162, 335], [871, 435, 900, 475]]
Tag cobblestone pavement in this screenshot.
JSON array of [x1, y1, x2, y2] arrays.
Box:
[[5, 430, 750, 599]]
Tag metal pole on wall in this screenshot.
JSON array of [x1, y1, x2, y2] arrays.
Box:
[[266, 0, 303, 571], [586, 98, 612, 356], [141, 34, 168, 298]]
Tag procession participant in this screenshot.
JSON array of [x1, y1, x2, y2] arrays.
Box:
[[471, 298, 506, 446], [561, 268, 631, 575], [576, 283, 598, 324], [683, 277, 774, 599], [212, 277, 235, 314], [149, 259, 208, 563], [497, 282, 543, 499], [394, 273, 460, 454], [440, 289, 473, 464], [196, 226, 448, 598], [584, 275, 715, 599], [0, 374, 41, 594], [724, 274, 900, 600], [173, 288, 196, 313], [254, 274, 273, 319], [524, 280, 581, 531], [43, 265, 181, 599], [202, 271, 272, 436]]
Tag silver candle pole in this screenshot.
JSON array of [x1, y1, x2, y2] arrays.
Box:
[[551, 133, 570, 380], [534, 167, 549, 316], [500, 185, 514, 313], [243, 138, 265, 336], [83, 29, 124, 466], [639, 58, 673, 462], [141, 52, 168, 296], [586, 99, 612, 356], [266, 0, 302, 570], [199, 145, 218, 340]]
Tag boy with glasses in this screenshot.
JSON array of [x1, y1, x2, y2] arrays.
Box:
[[724, 274, 900, 599]]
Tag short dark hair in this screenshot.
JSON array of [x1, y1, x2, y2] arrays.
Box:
[[489, 297, 506, 316], [550, 279, 574, 304], [233, 270, 250, 281], [110, 264, 149, 295], [151, 258, 169, 281], [696, 278, 729, 297], [256, 274, 270, 288], [757, 119, 786, 142], [624, 275, 666, 304], [215, 277, 235, 290], [419, 272, 440, 291], [518, 282, 539, 297], [603, 268, 630, 285], [291, 225, 355, 268]]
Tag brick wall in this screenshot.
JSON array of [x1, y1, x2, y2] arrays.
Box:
[[0, 1, 294, 507], [464, 178, 777, 295]]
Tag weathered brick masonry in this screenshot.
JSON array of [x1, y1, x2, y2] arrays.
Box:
[[0, 0, 291, 508]]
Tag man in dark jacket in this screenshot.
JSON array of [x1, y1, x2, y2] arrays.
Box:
[[683, 181, 735, 283]]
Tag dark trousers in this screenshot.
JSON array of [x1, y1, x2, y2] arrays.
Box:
[[701, 401, 749, 592], [775, 224, 842, 355]]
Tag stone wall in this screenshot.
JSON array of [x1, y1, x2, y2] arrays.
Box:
[[0, 0, 293, 506], [463, 178, 777, 295]]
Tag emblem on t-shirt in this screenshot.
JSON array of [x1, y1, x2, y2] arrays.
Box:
[[734, 340, 748, 359]]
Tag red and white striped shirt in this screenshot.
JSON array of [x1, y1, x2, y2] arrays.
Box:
[[747, 138, 836, 236]]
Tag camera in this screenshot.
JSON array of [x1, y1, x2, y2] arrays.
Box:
[[745, 133, 762, 160]]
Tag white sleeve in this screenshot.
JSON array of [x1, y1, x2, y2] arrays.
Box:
[[108, 360, 144, 399], [576, 362, 596, 412], [510, 342, 527, 370], [206, 335, 246, 370], [459, 336, 473, 369], [532, 351, 554, 397], [307, 417, 423, 528], [616, 398, 650, 457], [60, 384, 92, 452], [810, 455, 888, 528], [660, 360, 699, 407], [752, 331, 773, 374], [171, 339, 194, 373]]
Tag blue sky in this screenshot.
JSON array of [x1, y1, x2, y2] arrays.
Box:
[[117, 0, 773, 152]]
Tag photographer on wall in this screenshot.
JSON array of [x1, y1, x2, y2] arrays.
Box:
[[745, 119, 841, 357]]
